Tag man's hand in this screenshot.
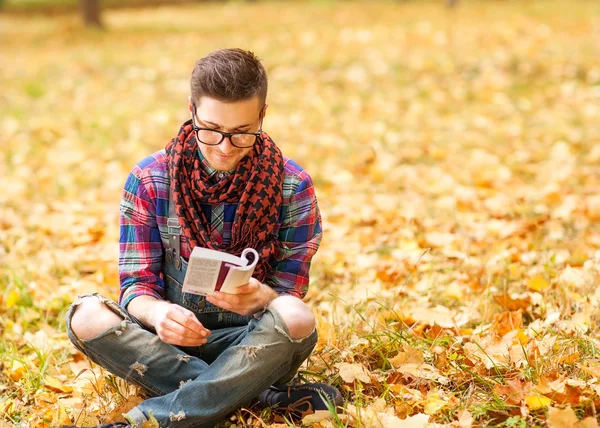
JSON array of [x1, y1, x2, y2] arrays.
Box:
[[151, 301, 211, 347], [206, 278, 278, 316]]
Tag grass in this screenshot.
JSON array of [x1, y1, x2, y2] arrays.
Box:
[[2, 0, 600, 426]]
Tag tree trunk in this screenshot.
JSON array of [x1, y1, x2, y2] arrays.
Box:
[[80, 0, 103, 28]]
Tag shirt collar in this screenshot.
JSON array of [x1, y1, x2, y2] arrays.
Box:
[[197, 148, 236, 178]]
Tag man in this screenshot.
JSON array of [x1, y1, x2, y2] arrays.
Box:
[[64, 48, 341, 427]]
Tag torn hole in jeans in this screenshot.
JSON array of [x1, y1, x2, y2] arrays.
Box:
[[130, 361, 148, 377], [170, 411, 186, 421], [240, 345, 265, 360], [176, 354, 191, 363]]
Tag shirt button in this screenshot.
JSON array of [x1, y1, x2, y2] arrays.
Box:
[[217, 172, 225, 180]]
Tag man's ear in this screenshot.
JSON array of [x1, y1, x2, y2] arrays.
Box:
[[188, 96, 194, 113], [261, 102, 269, 120]]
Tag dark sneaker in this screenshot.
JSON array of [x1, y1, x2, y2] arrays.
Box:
[[61, 423, 131, 428], [257, 382, 343, 420]]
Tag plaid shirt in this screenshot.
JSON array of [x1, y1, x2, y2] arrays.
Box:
[[118, 148, 322, 309]]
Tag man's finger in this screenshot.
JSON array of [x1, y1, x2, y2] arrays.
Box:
[[161, 327, 207, 347], [168, 307, 210, 336], [234, 281, 259, 294], [207, 294, 236, 312], [212, 291, 240, 306], [162, 319, 204, 340]]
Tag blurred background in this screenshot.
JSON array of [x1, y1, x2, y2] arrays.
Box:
[[1, 0, 600, 426]]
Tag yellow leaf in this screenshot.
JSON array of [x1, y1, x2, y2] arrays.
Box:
[[6, 290, 20, 308], [524, 393, 551, 410], [315, 314, 336, 351], [9, 360, 26, 382], [516, 329, 529, 345], [424, 392, 447, 415], [43, 375, 73, 393], [527, 275, 549, 292], [302, 410, 333, 426], [335, 362, 371, 383]]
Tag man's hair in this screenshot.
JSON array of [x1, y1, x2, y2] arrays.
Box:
[[190, 48, 268, 108]]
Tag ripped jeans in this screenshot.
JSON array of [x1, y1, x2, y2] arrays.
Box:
[[64, 256, 318, 427]]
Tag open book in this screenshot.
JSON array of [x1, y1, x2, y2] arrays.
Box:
[[181, 247, 259, 296]]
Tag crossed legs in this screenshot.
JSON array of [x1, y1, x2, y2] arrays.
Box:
[[66, 293, 318, 426]]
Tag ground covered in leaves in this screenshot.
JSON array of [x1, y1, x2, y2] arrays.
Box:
[[2, 1, 600, 426]]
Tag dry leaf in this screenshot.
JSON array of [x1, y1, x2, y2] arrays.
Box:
[[43, 375, 73, 393], [491, 310, 523, 337], [396, 363, 450, 385], [389, 344, 424, 367], [335, 362, 371, 384], [492, 293, 531, 311], [8, 360, 26, 382], [387, 413, 430, 428], [424, 392, 447, 415], [302, 410, 333, 426], [547, 406, 578, 428]]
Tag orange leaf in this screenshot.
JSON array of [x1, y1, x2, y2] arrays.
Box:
[[493, 293, 531, 311], [547, 406, 578, 428], [491, 310, 523, 337], [8, 360, 26, 382]]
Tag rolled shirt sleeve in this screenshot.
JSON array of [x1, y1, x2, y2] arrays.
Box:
[[118, 166, 165, 309]]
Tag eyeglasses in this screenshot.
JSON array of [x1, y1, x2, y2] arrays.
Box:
[[191, 103, 264, 148]]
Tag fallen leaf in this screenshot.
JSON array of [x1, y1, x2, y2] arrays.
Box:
[[396, 363, 450, 385], [491, 310, 523, 337], [43, 375, 73, 393], [8, 360, 26, 382], [424, 392, 447, 415], [547, 406, 578, 428], [387, 413, 430, 427], [524, 393, 551, 410], [6, 290, 20, 308], [335, 362, 371, 384], [388, 344, 424, 367], [493, 293, 531, 311], [527, 275, 550, 292], [302, 410, 333, 426]]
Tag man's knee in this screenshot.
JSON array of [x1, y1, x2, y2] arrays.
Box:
[[268, 295, 315, 340], [70, 296, 124, 341]]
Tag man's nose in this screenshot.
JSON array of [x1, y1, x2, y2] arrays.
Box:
[[219, 136, 236, 154]]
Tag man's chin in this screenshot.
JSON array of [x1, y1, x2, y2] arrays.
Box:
[[209, 156, 238, 172]]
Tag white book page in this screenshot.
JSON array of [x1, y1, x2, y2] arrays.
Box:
[[189, 247, 242, 265], [219, 248, 260, 294], [182, 257, 222, 296]]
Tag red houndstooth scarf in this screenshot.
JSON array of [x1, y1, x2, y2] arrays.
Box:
[[165, 119, 284, 282]]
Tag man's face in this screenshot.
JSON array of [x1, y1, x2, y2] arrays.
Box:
[[190, 96, 265, 172]]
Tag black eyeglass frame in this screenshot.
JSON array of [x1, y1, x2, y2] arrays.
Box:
[[191, 103, 265, 148]]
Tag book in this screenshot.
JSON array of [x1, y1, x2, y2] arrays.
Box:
[[181, 247, 259, 296]]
